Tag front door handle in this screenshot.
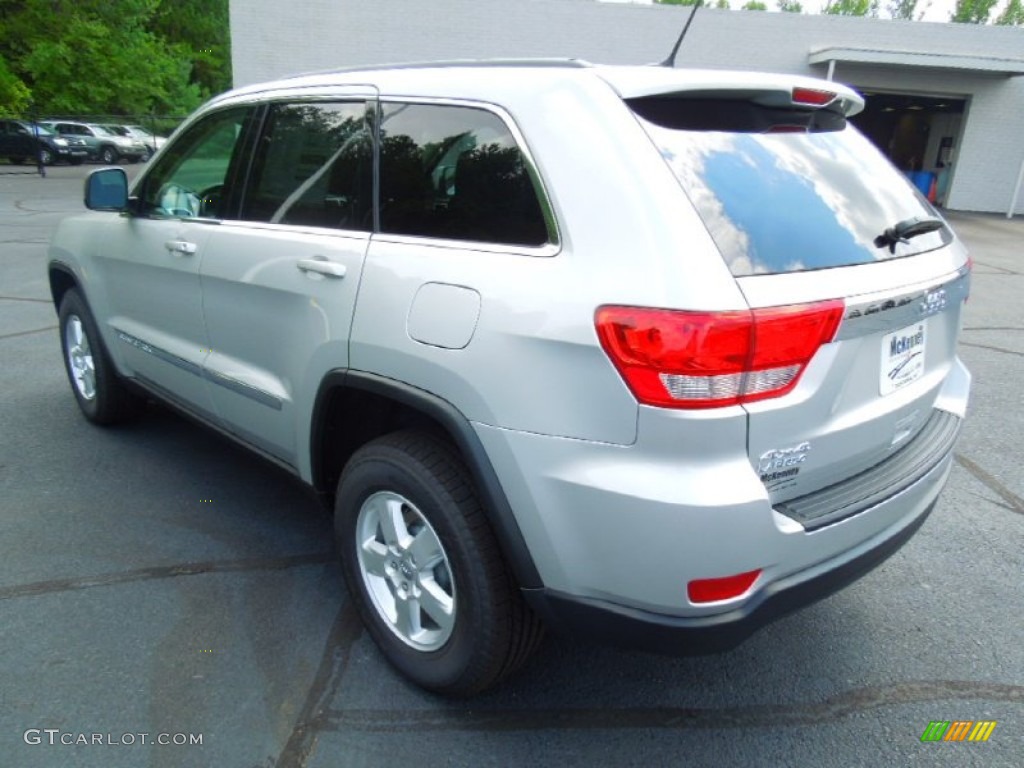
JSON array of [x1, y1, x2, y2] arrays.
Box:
[[164, 239, 197, 256], [297, 258, 347, 278]]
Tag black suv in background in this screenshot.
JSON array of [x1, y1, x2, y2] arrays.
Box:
[[0, 119, 89, 165]]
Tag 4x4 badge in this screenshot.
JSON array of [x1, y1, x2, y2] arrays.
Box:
[[758, 442, 812, 485]]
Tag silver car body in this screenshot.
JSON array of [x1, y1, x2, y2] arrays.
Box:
[[49, 62, 970, 647]]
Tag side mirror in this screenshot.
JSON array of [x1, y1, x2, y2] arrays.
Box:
[[84, 168, 129, 211]]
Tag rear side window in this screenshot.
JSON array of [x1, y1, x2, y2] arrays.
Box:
[[378, 103, 550, 247], [241, 102, 372, 230], [630, 96, 951, 276]]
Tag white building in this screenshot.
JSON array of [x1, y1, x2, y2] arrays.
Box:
[[229, 0, 1024, 216]]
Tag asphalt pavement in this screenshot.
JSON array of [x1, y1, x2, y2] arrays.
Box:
[[1, 163, 1021, 767]]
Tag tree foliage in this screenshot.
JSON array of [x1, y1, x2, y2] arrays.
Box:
[[0, 0, 230, 117], [950, 0, 999, 22], [777, 0, 805, 12], [995, 0, 1024, 24], [0, 54, 31, 113], [742, 1, 768, 8], [886, 0, 920, 19], [150, 0, 232, 96], [823, 0, 879, 15]]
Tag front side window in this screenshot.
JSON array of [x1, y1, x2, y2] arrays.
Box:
[[378, 103, 550, 247], [137, 106, 254, 220], [241, 101, 372, 230]]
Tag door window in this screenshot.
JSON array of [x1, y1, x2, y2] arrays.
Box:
[[377, 103, 551, 247], [241, 102, 372, 231], [137, 106, 255, 220]]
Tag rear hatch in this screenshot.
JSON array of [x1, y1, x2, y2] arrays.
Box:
[[620, 77, 969, 528]]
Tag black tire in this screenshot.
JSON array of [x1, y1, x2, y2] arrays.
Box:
[[58, 288, 141, 425], [39, 148, 54, 165], [335, 430, 544, 696], [100, 146, 118, 164]]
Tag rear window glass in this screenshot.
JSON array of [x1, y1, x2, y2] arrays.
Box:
[[629, 96, 951, 277]]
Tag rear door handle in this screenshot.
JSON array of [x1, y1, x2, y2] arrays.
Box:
[[164, 239, 197, 256], [297, 258, 347, 278]]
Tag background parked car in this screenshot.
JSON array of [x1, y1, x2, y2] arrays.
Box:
[[41, 120, 148, 164], [102, 124, 168, 160], [0, 119, 89, 165]]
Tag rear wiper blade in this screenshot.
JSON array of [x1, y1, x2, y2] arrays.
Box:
[[873, 216, 945, 254]]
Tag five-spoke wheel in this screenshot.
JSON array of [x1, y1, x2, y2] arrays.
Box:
[[356, 490, 456, 651], [58, 288, 141, 424], [336, 430, 544, 696]]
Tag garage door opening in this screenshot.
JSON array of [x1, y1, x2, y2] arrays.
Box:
[[851, 92, 966, 208]]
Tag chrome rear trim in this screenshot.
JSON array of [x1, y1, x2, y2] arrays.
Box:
[[834, 266, 970, 341]]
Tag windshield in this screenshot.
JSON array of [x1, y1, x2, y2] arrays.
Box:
[[25, 123, 55, 136], [629, 96, 951, 277]]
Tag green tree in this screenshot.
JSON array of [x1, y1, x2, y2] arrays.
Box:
[[777, 0, 804, 11], [887, 0, 919, 18], [715, 0, 731, 7], [0, 0, 228, 116], [742, 1, 768, 8], [950, 0, 998, 22], [823, 0, 879, 14], [149, 0, 232, 97], [0, 55, 31, 114], [995, 0, 1024, 24]]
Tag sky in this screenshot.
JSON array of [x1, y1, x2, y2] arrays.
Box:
[[599, 0, 984, 23]]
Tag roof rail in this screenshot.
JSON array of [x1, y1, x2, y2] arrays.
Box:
[[282, 58, 594, 80]]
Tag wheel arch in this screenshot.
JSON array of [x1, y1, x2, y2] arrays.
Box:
[[48, 262, 81, 312], [311, 370, 543, 589]]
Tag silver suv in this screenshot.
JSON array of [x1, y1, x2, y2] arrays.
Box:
[[49, 61, 971, 695]]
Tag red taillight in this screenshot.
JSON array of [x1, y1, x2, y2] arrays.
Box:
[[688, 569, 762, 604], [595, 300, 843, 409], [792, 87, 837, 107]]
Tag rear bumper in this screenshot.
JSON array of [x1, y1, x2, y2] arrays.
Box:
[[525, 492, 938, 655]]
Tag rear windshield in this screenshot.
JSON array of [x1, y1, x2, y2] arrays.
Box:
[[629, 96, 951, 277]]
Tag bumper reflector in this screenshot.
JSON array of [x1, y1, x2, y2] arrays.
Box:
[[688, 569, 762, 604]]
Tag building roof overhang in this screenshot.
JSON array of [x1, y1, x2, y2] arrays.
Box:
[[808, 47, 1024, 76]]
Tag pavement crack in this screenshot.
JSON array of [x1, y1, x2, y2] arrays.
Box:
[[959, 341, 1024, 358], [962, 326, 1024, 333], [0, 295, 50, 303], [0, 325, 57, 341], [276, 600, 363, 768], [970, 261, 1021, 276], [955, 453, 1024, 514], [0, 552, 334, 600], [318, 680, 1024, 733]]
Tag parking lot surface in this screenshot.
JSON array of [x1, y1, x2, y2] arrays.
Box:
[[1, 164, 1022, 767]]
